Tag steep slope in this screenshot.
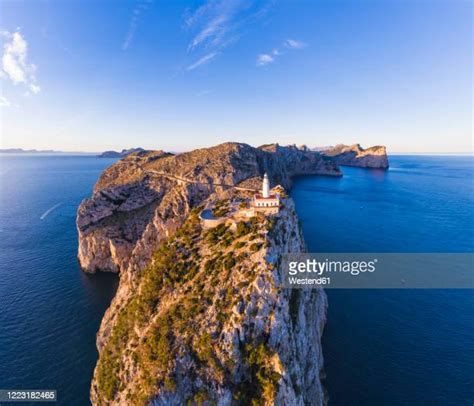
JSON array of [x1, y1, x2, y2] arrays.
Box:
[[78, 142, 333, 405], [77, 143, 340, 275], [91, 200, 327, 405], [321, 144, 389, 169]]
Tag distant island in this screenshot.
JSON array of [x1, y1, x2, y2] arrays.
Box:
[[0, 148, 96, 155], [0, 147, 148, 157], [0, 148, 64, 154], [98, 148, 145, 158]]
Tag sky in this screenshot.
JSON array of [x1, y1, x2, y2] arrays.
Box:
[[0, 0, 472, 153]]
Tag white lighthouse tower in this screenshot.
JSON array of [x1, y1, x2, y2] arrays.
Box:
[[252, 172, 280, 213], [262, 172, 270, 198]]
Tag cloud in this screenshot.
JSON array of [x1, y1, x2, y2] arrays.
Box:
[[0, 95, 11, 107], [187, 52, 218, 70], [186, 1, 240, 51], [257, 39, 307, 68], [284, 39, 307, 49], [30, 84, 40, 94], [183, 2, 214, 28], [256, 53, 274, 66], [184, 0, 273, 70], [1, 30, 40, 94], [123, 0, 153, 50], [256, 48, 279, 67]]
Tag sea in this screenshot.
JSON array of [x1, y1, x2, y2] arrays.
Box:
[[292, 155, 474, 405], [0, 155, 118, 405], [0, 154, 473, 405]]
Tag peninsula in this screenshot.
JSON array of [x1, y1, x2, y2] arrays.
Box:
[[76, 142, 373, 404], [98, 148, 146, 158], [321, 144, 389, 169]]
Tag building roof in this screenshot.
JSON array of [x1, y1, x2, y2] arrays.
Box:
[[254, 194, 279, 200]]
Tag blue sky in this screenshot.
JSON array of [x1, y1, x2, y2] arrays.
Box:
[[0, 0, 471, 153]]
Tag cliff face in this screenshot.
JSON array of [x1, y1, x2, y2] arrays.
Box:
[[322, 144, 389, 169], [90, 200, 327, 405], [77, 143, 340, 275], [78, 142, 332, 405]]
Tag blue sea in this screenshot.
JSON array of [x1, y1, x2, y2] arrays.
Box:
[[292, 156, 474, 405], [0, 155, 118, 405], [0, 154, 473, 405]]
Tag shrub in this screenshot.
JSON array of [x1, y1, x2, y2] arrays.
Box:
[[163, 376, 176, 392], [242, 342, 281, 404], [236, 221, 251, 237], [96, 349, 119, 400], [212, 199, 230, 217], [223, 254, 236, 269], [249, 242, 263, 252], [234, 241, 246, 249]]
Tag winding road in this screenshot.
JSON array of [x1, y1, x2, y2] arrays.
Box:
[[145, 169, 259, 192]]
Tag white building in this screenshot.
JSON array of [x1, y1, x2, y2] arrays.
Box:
[[253, 173, 280, 213]]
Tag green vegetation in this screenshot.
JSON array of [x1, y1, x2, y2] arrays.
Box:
[[96, 208, 204, 403], [233, 342, 281, 405], [236, 221, 251, 237], [234, 241, 246, 249], [212, 199, 230, 217], [250, 242, 263, 252], [204, 223, 229, 245], [95, 205, 277, 404]]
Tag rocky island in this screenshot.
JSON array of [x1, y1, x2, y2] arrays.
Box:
[[321, 144, 389, 169], [77, 142, 339, 405]]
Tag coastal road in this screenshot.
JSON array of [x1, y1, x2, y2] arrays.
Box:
[[145, 169, 259, 193]]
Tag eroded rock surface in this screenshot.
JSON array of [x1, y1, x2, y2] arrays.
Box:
[[77, 143, 340, 275], [322, 144, 389, 169], [78, 142, 333, 405]]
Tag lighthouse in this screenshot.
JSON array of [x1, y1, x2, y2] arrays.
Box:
[[252, 172, 280, 214], [262, 172, 270, 198]]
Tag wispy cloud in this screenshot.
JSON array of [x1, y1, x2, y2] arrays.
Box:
[[123, 0, 153, 50], [284, 39, 307, 49], [0, 95, 11, 107], [1, 30, 40, 95], [187, 52, 218, 70], [186, 1, 240, 51], [256, 54, 274, 66], [184, 0, 273, 70], [257, 39, 307, 68]]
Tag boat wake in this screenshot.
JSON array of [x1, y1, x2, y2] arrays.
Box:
[[40, 203, 62, 220]]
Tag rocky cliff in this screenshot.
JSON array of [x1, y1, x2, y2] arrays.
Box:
[[77, 143, 340, 275], [321, 144, 389, 169], [77, 142, 333, 405], [90, 200, 327, 405], [98, 148, 146, 158]]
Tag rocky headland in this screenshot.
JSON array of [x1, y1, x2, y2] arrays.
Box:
[[78, 143, 340, 275], [77, 142, 338, 405], [321, 144, 389, 169], [98, 148, 146, 158]]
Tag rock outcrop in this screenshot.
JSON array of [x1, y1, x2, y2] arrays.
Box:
[[77, 142, 333, 405], [321, 144, 389, 169], [77, 142, 340, 275], [90, 200, 327, 405], [98, 148, 146, 158]]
